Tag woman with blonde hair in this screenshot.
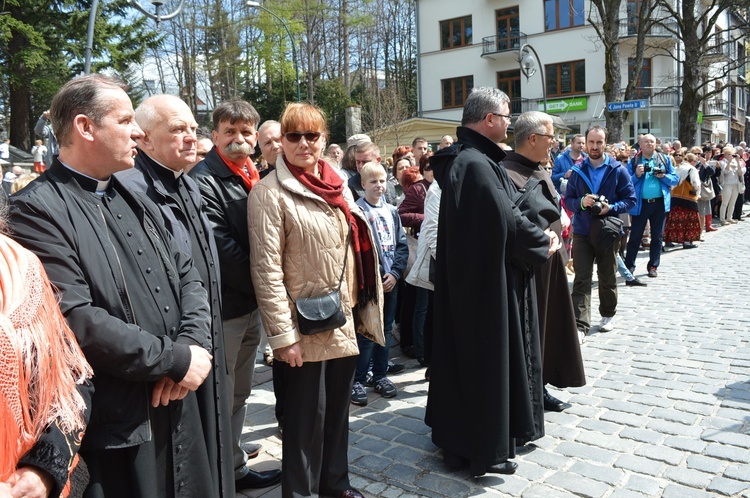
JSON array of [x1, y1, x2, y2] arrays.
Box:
[[719, 146, 745, 225], [248, 102, 383, 498]]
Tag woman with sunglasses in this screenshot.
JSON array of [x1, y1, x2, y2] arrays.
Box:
[[248, 102, 383, 498]]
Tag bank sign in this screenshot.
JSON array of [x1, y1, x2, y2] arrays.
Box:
[[538, 97, 587, 113]]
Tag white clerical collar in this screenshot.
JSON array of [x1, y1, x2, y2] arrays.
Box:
[[151, 156, 184, 179], [58, 160, 111, 194]]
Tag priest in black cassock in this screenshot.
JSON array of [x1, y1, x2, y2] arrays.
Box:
[[10, 75, 218, 498], [116, 94, 281, 494], [426, 87, 556, 477]]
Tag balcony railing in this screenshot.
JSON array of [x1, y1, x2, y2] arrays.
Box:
[[732, 104, 746, 122], [619, 19, 678, 38], [703, 99, 730, 117], [482, 32, 527, 57], [621, 89, 679, 107], [704, 42, 732, 61]]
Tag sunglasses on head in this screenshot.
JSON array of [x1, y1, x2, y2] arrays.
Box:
[[284, 131, 322, 143]]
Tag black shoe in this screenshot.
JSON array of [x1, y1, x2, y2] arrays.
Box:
[[485, 461, 518, 475], [515, 443, 537, 456], [387, 361, 405, 374], [235, 468, 282, 490], [625, 278, 647, 287], [543, 391, 570, 412], [401, 345, 416, 359], [417, 357, 428, 368], [647, 267, 658, 278], [240, 441, 262, 459], [683, 242, 698, 249], [339, 490, 365, 498], [664, 242, 676, 248]]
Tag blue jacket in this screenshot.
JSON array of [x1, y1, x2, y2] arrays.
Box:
[[552, 148, 588, 191], [564, 154, 636, 236], [626, 152, 679, 216]]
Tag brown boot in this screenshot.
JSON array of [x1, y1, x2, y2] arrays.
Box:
[[706, 215, 717, 232]]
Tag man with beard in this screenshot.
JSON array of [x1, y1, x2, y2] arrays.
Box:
[[564, 126, 636, 339], [188, 101, 277, 490], [10, 74, 214, 497], [502, 111, 586, 414], [116, 94, 281, 494], [427, 87, 557, 477]]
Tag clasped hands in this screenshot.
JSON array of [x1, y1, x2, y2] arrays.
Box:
[[152, 345, 212, 407]]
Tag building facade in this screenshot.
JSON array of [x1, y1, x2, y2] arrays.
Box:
[[416, 0, 747, 145]]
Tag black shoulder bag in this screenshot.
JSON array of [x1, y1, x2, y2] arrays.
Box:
[[289, 229, 351, 335]]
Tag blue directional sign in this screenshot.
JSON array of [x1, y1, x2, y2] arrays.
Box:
[[607, 100, 649, 112]]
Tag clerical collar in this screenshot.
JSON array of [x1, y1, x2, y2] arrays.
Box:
[[58, 161, 111, 194], [150, 156, 184, 179]]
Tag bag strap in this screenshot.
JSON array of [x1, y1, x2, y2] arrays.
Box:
[[286, 226, 352, 304]]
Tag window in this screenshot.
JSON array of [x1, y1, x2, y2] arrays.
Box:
[[628, 58, 651, 98], [497, 70, 522, 114], [496, 7, 520, 51], [544, 0, 585, 31], [440, 16, 472, 50], [442, 76, 474, 108], [545, 60, 585, 97]]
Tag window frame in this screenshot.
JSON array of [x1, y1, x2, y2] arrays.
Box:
[[442, 75, 474, 109], [439, 15, 473, 50], [544, 0, 586, 32], [545, 59, 586, 98]]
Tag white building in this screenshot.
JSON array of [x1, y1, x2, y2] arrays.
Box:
[[415, 1, 747, 145]]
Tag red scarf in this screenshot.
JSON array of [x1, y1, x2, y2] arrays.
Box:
[[285, 157, 377, 303], [218, 151, 260, 191]]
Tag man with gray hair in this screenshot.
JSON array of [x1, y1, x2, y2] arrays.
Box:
[[427, 88, 557, 477], [502, 111, 586, 413], [257, 119, 282, 178]]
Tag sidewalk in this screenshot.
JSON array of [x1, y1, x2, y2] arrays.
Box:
[[239, 212, 750, 498]]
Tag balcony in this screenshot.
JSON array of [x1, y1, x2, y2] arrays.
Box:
[[703, 42, 732, 63], [619, 19, 678, 48], [703, 99, 730, 119], [481, 32, 527, 59], [731, 104, 746, 123], [623, 89, 679, 108]]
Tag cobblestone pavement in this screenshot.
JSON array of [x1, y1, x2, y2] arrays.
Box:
[[239, 212, 750, 498]]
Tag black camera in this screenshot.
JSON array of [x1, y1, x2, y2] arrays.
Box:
[[591, 195, 608, 215], [643, 164, 664, 175]]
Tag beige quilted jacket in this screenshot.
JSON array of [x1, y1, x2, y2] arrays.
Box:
[[247, 159, 385, 362]]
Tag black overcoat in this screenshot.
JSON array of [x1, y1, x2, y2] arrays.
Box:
[[425, 127, 550, 476], [503, 151, 586, 389], [9, 161, 216, 498]]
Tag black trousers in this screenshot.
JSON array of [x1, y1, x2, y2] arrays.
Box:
[[281, 355, 356, 497]]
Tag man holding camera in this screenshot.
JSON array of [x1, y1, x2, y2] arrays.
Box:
[[624, 133, 679, 278], [564, 126, 635, 338]]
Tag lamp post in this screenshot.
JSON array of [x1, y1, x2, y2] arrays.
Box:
[[246, 1, 301, 102], [517, 43, 547, 113], [85, 0, 186, 74]]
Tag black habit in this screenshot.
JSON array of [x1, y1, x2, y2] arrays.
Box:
[[426, 127, 550, 476], [9, 161, 216, 498], [503, 151, 586, 389], [117, 152, 236, 497]]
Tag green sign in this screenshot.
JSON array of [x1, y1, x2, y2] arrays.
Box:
[[538, 97, 588, 114], [697, 111, 703, 125]]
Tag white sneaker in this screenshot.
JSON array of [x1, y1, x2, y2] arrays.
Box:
[[599, 317, 614, 332]]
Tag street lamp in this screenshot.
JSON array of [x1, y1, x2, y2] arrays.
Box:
[[85, 0, 186, 74], [246, 0, 301, 102], [517, 43, 547, 113]]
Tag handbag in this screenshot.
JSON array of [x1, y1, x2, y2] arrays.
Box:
[[700, 177, 715, 201], [588, 215, 624, 250], [289, 230, 350, 335]]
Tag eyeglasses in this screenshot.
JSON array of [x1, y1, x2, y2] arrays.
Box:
[[533, 132, 556, 140], [491, 112, 512, 120], [544, 167, 553, 171], [284, 131, 322, 143], [673, 154, 683, 157]]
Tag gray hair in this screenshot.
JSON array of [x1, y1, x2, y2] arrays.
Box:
[[258, 120, 280, 135], [513, 111, 553, 147], [461, 87, 510, 126], [355, 141, 380, 157]]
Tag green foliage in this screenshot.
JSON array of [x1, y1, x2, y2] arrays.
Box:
[[313, 79, 353, 144]]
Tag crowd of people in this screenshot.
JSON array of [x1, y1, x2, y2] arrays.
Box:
[[3, 75, 749, 498]]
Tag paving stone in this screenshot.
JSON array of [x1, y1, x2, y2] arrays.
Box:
[[661, 483, 717, 497], [633, 443, 685, 465], [568, 460, 625, 485], [414, 473, 470, 496], [577, 418, 621, 435], [600, 411, 649, 428], [704, 442, 750, 463], [614, 454, 665, 477], [574, 430, 639, 453], [685, 454, 727, 474], [388, 416, 431, 435], [662, 466, 713, 489], [706, 476, 750, 496], [521, 484, 577, 498], [554, 441, 617, 465], [609, 490, 652, 498], [360, 423, 403, 441], [393, 432, 438, 452], [522, 448, 572, 470], [723, 464, 750, 482], [662, 435, 707, 453], [543, 471, 611, 498], [619, 427, 664, 445], [599, 399, 652, 415], [382, 464, 423, 485], [700, 428, 750, 448], [623, 473, 665, 496], [351, 436, 392, 454], [649, 407, 699, 425], [645, 419, 703, 437]]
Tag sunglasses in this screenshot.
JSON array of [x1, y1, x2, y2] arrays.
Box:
[[284, 131, 322, 143], [674, 154, 683, 157]]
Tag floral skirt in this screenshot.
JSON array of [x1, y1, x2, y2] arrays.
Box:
[[664, 206, 702, 243]]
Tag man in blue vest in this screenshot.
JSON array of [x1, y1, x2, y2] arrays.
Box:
[[623, 134, 679, 278]]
